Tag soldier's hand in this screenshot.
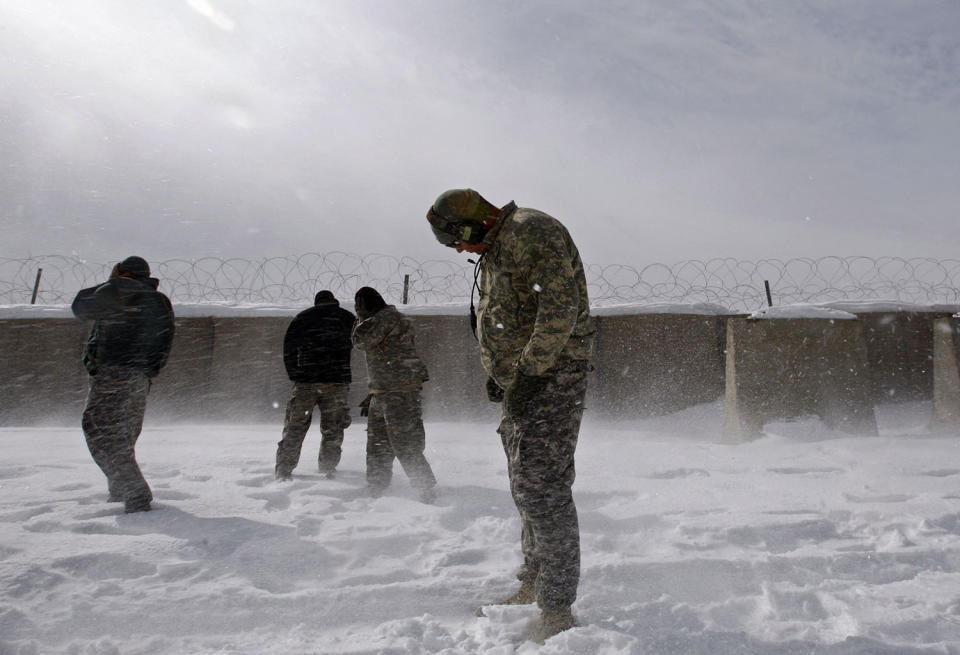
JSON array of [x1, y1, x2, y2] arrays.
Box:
[[359, 394, 372, 417], [503, 371, 548, 417], [485, 376, 504, 403]]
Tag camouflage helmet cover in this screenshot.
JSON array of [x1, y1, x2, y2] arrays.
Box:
[[427, 189, 498, 248]]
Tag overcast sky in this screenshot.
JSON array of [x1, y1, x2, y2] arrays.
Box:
[[1, 0, 958, 268]]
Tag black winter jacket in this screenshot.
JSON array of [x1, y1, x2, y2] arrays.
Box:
[[72, 276, 175, 378], [283, 300, 356, 384]]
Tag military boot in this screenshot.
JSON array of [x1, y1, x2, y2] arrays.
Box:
[[475, 579, 535, 617], [521, 607, 577, 643], [503, 580, 535, 605], [318, 455, 336, 479]]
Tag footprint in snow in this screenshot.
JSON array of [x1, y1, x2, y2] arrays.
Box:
[[768, 467, 844, 475], [920, 469, 960, 477]]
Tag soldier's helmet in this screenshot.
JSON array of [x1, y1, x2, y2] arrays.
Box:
[[426, 189, 498, 248]]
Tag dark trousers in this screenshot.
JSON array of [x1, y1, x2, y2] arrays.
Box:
[[276, 382, 351, 474], [498, 359, 588, 611], [81, 369, 152, 504], [365, 391, 436, 491]]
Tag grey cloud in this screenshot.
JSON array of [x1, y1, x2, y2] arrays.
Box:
[[1, 0, 958, 269]]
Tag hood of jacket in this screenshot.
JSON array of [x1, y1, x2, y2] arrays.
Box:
[[114, 275, 161, 294]]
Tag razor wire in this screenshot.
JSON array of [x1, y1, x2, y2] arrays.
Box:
[[2, 254, 960, 312]]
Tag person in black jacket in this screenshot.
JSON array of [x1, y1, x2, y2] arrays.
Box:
[[71, 256, 175, 513], [275, 290, 356, 480]]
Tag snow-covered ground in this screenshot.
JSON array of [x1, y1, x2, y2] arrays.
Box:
[[2, 401, 960, 654]]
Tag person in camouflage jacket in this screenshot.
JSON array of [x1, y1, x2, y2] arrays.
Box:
[[427, 189, 595, 641], [351, 286, 437, 502]]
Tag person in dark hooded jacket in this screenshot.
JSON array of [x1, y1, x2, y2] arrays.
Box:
[[352, 286, 437, 502], [275, 290, 356, 479], [71, 256, 175, 513]]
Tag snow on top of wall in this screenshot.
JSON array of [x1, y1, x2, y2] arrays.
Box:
[[823, 300, 954, 313], [0, 302, 478, 319], [748, 304, 858, 320], [591, 302, 734, 316], [2, 300, 959, 320], [0, 304, 75, 318], [0, 301, 735, 319]]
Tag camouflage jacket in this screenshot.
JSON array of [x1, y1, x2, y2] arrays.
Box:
[[352, 304, 429, 393], [478, 202, 596, 388]]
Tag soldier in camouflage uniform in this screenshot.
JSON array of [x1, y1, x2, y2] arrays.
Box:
[[72, 256, 175, 514], [352, 286, 437, 503], [427, 189, 595, 642]]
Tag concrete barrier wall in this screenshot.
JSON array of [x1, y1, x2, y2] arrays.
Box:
[[0, 319, 89, 425], [410, 315, 496, 420], [0, 311, 727, 426], [148, 317, 215, 418], [2, 309, 955, 429], [932, 317, 960, 430], [846, 311, 935, 402], [723, 317, 878, 443], [589, 313, 726, 417]]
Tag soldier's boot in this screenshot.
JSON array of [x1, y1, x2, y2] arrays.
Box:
[[318, 462, 336, 479], [503, 580, 536, 605], [521, 607, 577, 643], [318, 454, 333, 478], [475, 579, 535, 617], [318, 434, 343, 478], [275, 464, 293, 481]]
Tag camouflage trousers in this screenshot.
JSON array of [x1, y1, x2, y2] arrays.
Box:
[[366, 391, 437, 492], [276, 382, 352, 475], [81, 368, 152, 505], [498, 358, 589, 612]]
